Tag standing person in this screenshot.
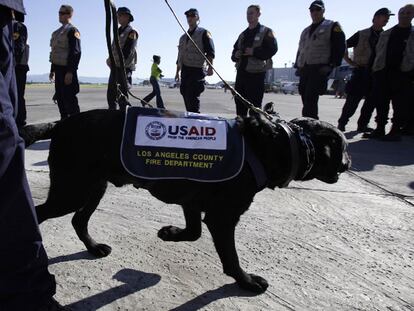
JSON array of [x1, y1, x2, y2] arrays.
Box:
[[365, 4, 414, 141], [337, 8, 393, 132], [0, 2, 68, 310], [231, 4, 278, 117], [49, 4, 81, 121], [175, 8, 215, 113], [12, 10, 30, 128], [141, 55, 165, 109], [295, 0, 346, 120], [106, 7, 138, 111]]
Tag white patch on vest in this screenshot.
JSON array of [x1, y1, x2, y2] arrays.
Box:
[[254, 36, 261, 41], [135, 116, 227, 150]]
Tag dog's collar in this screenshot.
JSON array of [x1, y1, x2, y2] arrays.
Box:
[[292, 125, 315, 180], [270, 119, 315, 187], [275, 121, 300, 187]]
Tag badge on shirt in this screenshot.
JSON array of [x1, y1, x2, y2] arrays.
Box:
[[129, 31, 137, 40], [333, 24, 343, 33], [74, 31, 81, 39], [13, 32, 20, 40]]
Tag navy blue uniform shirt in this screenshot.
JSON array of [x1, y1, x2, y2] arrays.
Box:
[[186, 26, 215, 60], [119, 25, 138, 63], [386, 25, 412, 71], [50, 26, 81, 73], [12, 20, 28, 65], [231, 23, 278, 71], [307, 20, 346, 67], [346, 28, 382, 68]]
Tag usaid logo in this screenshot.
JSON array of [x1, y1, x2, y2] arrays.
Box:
[[145, 121, 167, 140]]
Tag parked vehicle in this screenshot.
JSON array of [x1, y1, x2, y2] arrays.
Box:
[[264, 81, 281, 93], [168, 81, 180, 88], [281, 81, 299, 95]]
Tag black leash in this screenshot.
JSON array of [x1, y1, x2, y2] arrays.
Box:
[[164, 0, 275, 121], [104, 0, 151, 107]]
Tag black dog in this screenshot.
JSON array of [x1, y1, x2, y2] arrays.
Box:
[[23, 107, 350, 293]]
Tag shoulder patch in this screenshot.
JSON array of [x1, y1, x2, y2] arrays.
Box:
[[13, 32, 20, 40], [333, 23, 343, 33], [206, 31, 212, 39], [74, 31, 81, 39], [128, 31, 137, 40], [268, 30, 275, 38]]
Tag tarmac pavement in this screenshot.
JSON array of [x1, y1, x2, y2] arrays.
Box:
[[24, 85, 413, 310]]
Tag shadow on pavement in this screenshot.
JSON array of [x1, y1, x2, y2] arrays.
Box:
[[26, 140, 50, 151], [48, 251, 96, 265], [67, 268, 161, 310], [348, 137, 414, 172], [169, 283, 260, 311]]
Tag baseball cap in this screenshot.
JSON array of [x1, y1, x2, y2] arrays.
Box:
[[374, 8, 394, 17], [185, 8, 199, 17], [117, 7, 134, 22], [309, 0, 325, 10]]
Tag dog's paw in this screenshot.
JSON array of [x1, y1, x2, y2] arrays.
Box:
[[86, 243, 112, 258], [158, 226, 185, 241], [157, 225, 200, 242], [238, 273, 269, 293]]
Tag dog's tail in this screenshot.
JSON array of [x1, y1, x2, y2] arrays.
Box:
[[20, 122, 57, 148]]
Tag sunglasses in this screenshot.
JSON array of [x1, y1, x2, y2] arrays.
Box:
[[59, 11, 69, 15]]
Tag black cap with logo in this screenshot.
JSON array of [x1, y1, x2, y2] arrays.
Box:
[[185, 8, 199, 17], [309, 0, 325, 10], [374, 8, 394, 17], [117, 7, 134, 22]]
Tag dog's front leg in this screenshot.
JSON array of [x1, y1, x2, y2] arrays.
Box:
[[158, 207, 202, 242], [204, 211, 269, 293]]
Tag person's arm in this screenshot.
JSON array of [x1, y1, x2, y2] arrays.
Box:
[[13, 22, 27, 64], [67, 27, 81, 72], [343, 32, 359, 66], [122, 29, 138, 61], [231, 37, 242, 62], [251, 28, 278, 60], [329, 22, 346, 67], [202, 30, 215, 75]]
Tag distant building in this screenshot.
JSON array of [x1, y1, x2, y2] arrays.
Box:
[[266, 60, 352, 84], [266, 67, 298, 83]]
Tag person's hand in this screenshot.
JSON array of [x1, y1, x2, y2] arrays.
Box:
[[243, 47, 254, 56], [64, 72, 73, 85], [319, 65, 333, 76], [49, 72, 55, 83], [234, 50, 242, 59], [106, 58, 111, 67], [206, 66, 214, 76], [160, 74, 164, 79]]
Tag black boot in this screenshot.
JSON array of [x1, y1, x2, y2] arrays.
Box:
[[381, 125, 402, 142], [362, 126, 385, 139], [357, 125, 374, 133], [337, 123, 346, 132]]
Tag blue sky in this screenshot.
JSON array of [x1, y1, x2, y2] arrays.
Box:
[[23, 0, 405, 82]]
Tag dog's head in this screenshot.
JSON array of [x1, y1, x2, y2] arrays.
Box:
[[290, 117, 351, 184]]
